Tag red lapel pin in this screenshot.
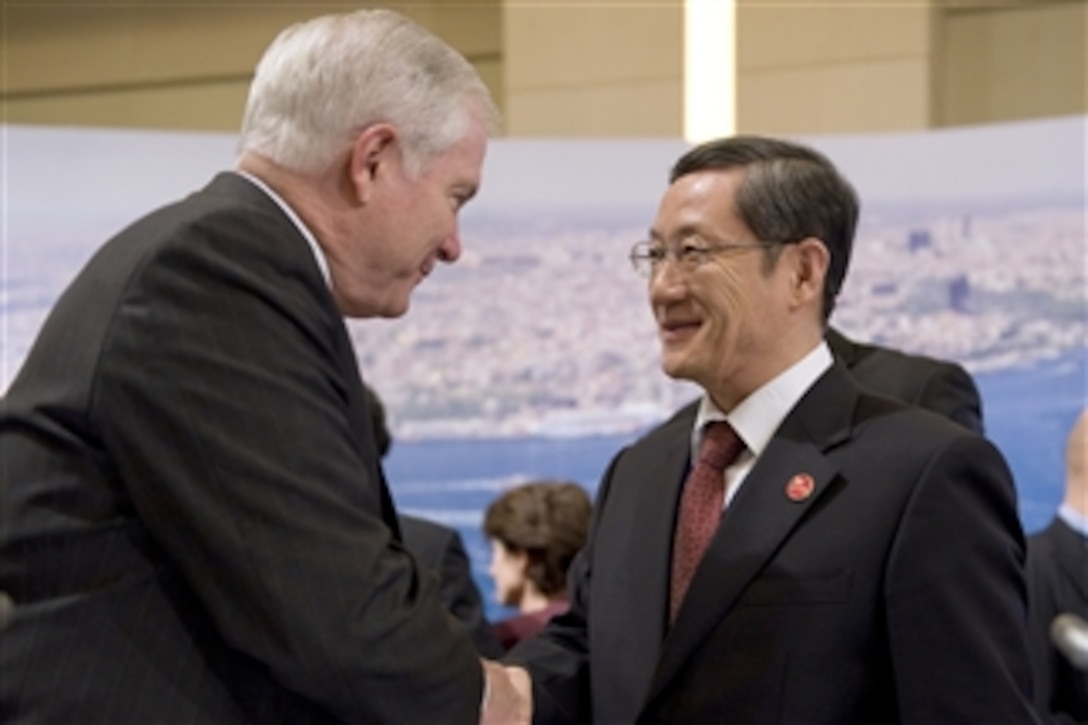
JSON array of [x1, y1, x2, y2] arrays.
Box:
[[785, 473, 815, 502]]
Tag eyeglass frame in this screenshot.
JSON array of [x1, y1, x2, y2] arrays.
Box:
[[628, 236, 788, 277]]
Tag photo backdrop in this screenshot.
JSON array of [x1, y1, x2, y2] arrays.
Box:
[[4, 117, 1085, 619]]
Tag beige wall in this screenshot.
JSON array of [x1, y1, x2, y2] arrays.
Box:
[[937, 1, 1087, 127], [2, 1, 502, 132], [734, 0, 1087, 135], [736, 3, 935, 135], [3, 0, 1085, 137], [501, 1, 683, 137]]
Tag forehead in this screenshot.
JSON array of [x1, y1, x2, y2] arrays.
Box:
[[653, 168, 750, 239]]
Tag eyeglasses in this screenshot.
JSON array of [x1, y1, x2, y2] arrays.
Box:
[[628, 238, 784, 277]]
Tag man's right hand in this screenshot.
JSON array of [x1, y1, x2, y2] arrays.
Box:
[[480, 660, 531, 724]]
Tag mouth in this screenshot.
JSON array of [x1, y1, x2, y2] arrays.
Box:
[[418, 258, 436, 281], [658, 317, 702, 345]]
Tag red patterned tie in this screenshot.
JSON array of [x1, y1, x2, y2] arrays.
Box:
[[669, 421, 745, 623]]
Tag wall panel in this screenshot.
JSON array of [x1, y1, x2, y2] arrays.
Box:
[[938, 1, 1087, 126]]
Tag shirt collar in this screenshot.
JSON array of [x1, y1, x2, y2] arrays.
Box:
[[693, 340, 833, 459], [1058, 503, 1088, 539], [234, 170, 331, 288]]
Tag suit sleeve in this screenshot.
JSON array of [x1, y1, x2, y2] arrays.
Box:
[[501, 456, 628, 724], [884, 433, 1037, 723], [93, 216, 482, 722]]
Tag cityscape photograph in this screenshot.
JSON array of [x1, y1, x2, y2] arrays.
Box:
[[3, 117, 1084, 613]]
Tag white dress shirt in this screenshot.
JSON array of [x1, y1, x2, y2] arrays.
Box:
[[691, 341, 833, 507]]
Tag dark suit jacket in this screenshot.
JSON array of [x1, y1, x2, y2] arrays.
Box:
[[1027, 518, 1088, 723], [398, 514, 503, 657], [827, 326, 983, 433], [508, 362, 1035, 724], [0, 173, 482, 723]]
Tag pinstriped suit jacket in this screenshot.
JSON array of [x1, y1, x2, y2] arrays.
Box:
[[0, 173, 482, 723]]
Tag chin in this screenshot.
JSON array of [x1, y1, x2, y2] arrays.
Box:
[[659, 345, 693, 379], [378, 290, 412, 318], [386, 302, 410, 318]]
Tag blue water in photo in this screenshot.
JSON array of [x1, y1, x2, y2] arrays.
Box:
[[386, 349, 1086, 623], [385, 433, 637, 622], [976, 350, 1086, 533]]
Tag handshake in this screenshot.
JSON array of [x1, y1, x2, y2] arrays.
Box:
[[480, 660, 532, 724]]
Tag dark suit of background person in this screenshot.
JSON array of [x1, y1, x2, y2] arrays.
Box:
[[500, 136, 1036, 723], [826, 325, 984, 433], [399, 515, 504, 657], [365, 383, 502, 659], [0, 9, 505, 724], [1026, 410, 1088, 724], [363, 382, 503, 657]]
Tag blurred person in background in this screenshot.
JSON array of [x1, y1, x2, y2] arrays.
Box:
[[1027, 409, 1088, 724], [364, 383, 503, 658], [825, 326, 983, 433], [483, 480, 592, 652]]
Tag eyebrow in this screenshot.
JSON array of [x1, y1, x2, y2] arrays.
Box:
[[648, 224, 706, 244]]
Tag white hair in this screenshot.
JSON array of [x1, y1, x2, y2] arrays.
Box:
[[239, 9, 498, 176]]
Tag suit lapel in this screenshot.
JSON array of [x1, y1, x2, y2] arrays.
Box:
[[628, 414, 692, 644], [647, 364, 859, 702], [350, 370, 401, 533], [595, 404, 694, 708]]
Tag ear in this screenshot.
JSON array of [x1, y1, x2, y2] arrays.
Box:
[[789, 237, 830, 310], [347, 123, 399, 204]]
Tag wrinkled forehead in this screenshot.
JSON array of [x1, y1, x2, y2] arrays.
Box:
[[652, 168, 751, 240]]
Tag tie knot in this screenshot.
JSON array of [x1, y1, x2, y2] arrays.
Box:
[[698, 421, 743, 472]]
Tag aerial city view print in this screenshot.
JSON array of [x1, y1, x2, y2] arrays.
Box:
[[4, 116, 1084, 613]]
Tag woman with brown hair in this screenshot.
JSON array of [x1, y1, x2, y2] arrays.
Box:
[[483, 479, 592, 651]]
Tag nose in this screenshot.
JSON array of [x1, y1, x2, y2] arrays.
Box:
[[648, 258, 686, 304], [437, 227, 462, 263]]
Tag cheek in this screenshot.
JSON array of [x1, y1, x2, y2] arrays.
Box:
[[422, 188, 454, 228], [493, 560, 508, 582], [488, 543, 503, 574], [700, 285, 766, 378], [494, 563, 519, 601], [699, 274, 748, 335]]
